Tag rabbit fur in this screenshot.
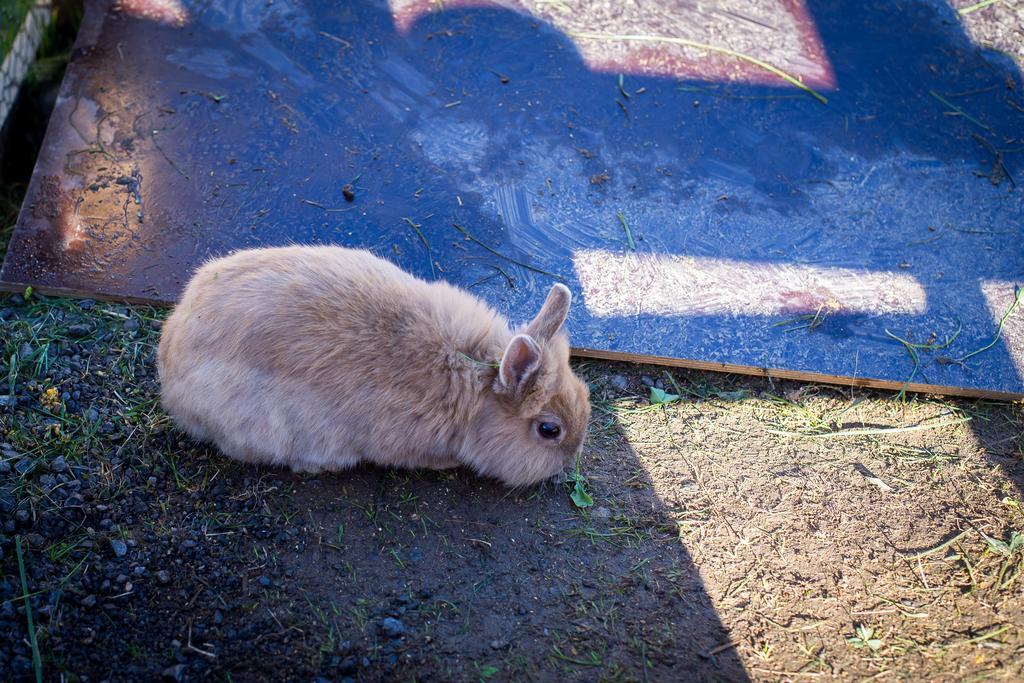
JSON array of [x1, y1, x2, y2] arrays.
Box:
[[157, 246, 591, 486]]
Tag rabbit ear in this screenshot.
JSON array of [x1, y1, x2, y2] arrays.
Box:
[[526, 283, 572, 341], [499, 334, 542, 391]]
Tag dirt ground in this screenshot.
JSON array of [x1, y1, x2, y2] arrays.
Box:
[[1, 293, 1022, 682]]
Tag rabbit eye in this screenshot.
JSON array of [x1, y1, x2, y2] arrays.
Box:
[[537, 422, 561, 439]]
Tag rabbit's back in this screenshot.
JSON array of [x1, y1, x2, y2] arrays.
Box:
[[158, 246, 507, 472]]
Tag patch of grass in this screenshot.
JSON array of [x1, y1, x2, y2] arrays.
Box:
[[0, 0, 35, 64], [979, 530, 1024, 588], [15, 536, 44, 683], [571, 512, 650, 548], [882, 445, 961, 467], [550, 642, 602, 668], [350, 604, 369, 633]]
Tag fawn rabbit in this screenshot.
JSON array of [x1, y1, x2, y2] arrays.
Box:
[[157, 246, 591, 486]]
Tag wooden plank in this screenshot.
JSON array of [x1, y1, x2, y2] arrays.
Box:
[[2, 0, 1022, 399], [572, 348, 1024, 402]]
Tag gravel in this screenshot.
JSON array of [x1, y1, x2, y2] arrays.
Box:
[[381, 617, 406, 638], [110, 539, 128, 558]]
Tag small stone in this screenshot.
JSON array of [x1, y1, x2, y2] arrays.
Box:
[[148, 476, 158, 487], [0, 493, 13, 514], [181, 539, 196, 549], [67, 324, 92, 338], [342, 183, 356, 201], [123, 319, 140, 332], [50, 456, 68, 473], [609, 374, 629, 391], [15, 509, 30, 524], [592, 506, 612, 521], [213, 609, 223, 624], [110, 539, 128, 557], [82, 594, 97, 608], [157, 570, 172, 585], [134, 565, 147, 575], [640, 375, 655, 387], [258, 575, 271, 587], [490, 639, 509, 650], [381, 617, 405, 638], [0, 395, 11, 408], [87, 408, 100, 422], [78, 299, 96, 309], [19, 343, 33, 358], [338, 657, 357, 674], [14, 459, 35, 476]]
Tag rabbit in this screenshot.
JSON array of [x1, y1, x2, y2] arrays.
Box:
[[157, 245, 591, 486]]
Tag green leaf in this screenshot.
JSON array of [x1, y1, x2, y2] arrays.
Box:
[[23, 286, 32, 300], [1009, 531, 1023, 554], [570, 480, 593, 508], [479, 665, 499, 680], [981, 531, 1011, 556], [649, 387, 679, 405], [849, 624, 883, 651]]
